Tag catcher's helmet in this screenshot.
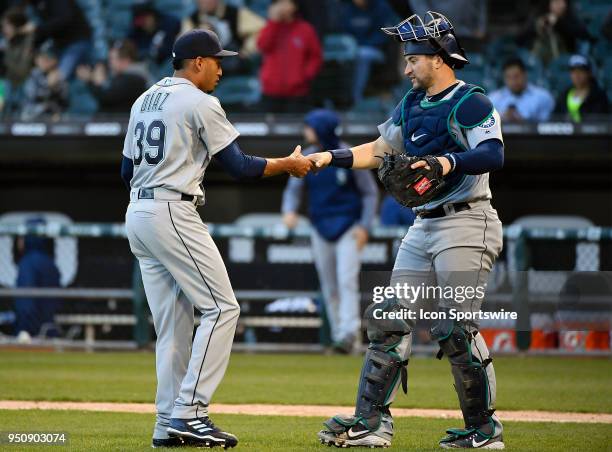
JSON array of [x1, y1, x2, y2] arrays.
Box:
[[381, 11, 469, 69]]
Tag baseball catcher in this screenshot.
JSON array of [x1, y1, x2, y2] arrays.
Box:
[[308, 11, 505, 449]]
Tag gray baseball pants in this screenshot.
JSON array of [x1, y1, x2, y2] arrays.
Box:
[[311, 225, 362, 344], [125, 189, 239, 440], [386, 202, 503, 429]]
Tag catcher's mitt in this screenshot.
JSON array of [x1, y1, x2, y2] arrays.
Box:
[[377, 154, 446, 208]]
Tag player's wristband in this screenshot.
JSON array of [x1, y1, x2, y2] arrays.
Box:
[[328, 148, 353, 168], [443, 153, 457, 172]]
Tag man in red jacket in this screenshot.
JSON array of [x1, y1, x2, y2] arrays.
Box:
[[257, 0, 322, 113]]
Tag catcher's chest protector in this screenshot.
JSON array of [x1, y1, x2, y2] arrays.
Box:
[[395, 84, 482, 158]]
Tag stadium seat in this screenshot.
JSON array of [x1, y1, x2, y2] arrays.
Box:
[[246, 0, 270, 18], [154, 0, 193, 19], [458, 66, 487, 87], [577, 0, 612, 6], [601, 58, 612, 99], [547, 54, 572, 97], [485, 36, 519, 64], [67, 80, 99, 117], [578, 4, 611, 31], [592, 40, 612, 64], [602, 57, 612, 75], [323, 34, 358, 63], [148, 59, 174, 81], [105, 0, 134, 6], [214, 76, 261, 107], [104, 0, 138, 40], [468, 52, 485, 67], [76, 0, 108, 61], [517, 49, 545, 84], [310, 35, 358, 109]]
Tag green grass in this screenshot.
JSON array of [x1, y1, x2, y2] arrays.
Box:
[[0, 410, 610, 451], [1, 352, 611, 413]]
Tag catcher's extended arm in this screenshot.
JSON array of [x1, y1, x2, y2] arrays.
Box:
[[350, 137, 394, 169]]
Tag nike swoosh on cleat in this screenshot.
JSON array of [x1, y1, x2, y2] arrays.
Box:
[[346, 427, 369, 439], [411, 133, 427, 142], [472, 437, 489, 447]]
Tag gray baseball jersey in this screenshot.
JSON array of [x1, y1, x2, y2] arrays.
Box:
[[124, 76, 240, 441], [123, 77, 239, 198]]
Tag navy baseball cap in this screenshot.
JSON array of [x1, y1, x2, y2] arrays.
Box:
[[568, 54, 591, 71], [172, 29, 238, 60]]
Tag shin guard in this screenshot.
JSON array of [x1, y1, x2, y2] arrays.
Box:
[[432, 320, 494, 429]]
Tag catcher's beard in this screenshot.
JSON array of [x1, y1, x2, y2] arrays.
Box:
[[410, 60, 436, 90]]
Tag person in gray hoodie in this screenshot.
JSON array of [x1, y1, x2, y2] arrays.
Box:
[[282, 109, 378, 353]]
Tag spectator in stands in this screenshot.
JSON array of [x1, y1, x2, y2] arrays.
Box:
[[182, 0, 265, 74], [30, 0, 92, 79], [379, 195, 416, 227], [182, 0, 264, 56], [1, 7, 34, 117], [489, 57, 555, 122], [21, 41, 68, 120], [129, 2, 180, 65], [257, 0, 322, 113], [341, 0, 397, 104], [13, 217, 61, 343], [282, 109, 378, 354], [76, 40, 150, 115], [554, 54, 609, 122], [519, 0, 590, 64]]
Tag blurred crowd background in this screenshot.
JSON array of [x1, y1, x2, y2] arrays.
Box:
[[0, 0, 610, 352], [0, 0, 610, 121]]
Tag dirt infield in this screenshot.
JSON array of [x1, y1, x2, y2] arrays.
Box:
[[1, 401, 611, 424]]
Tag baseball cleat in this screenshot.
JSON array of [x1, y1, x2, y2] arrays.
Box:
[[317, 415, 393, 448], [152, 436, 185, 448], [439, 428, 504, 449], [167, 417, 238, 449]]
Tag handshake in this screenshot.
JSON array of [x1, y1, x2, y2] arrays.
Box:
[[282, 145, 333, 178]]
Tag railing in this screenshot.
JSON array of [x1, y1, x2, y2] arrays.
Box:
[[0, 223, 610, 353]]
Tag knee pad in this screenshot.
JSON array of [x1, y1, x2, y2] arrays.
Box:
[[364, 298, 412, 344], [431, 319, 494, 429]]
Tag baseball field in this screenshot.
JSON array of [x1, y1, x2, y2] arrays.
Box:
[[0, 350, 611, 451]]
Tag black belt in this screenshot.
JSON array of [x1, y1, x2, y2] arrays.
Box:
[[138, 188, 195, 202], [418, 202, 471, 219]]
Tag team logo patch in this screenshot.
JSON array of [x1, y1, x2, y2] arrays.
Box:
[[413, 176, 432, 195], [479, 116, 496, 129]]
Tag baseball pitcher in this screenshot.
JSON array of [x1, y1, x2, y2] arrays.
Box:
[[120, 29, 311, 449]]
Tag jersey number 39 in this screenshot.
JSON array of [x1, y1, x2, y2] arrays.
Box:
[[133, 120, 166, 165]]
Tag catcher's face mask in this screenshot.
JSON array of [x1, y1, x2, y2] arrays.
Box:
[[381, 11, 469, 69]]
